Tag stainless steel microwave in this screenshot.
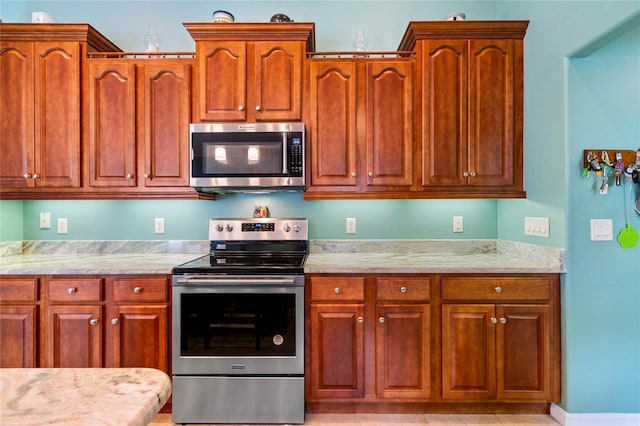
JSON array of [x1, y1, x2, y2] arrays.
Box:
[[190, 122, 305, 193]]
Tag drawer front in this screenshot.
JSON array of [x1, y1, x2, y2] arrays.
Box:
[[442, 276, 551, 302], [0, 278, 38, 302], [310, 276, 365, 301], [376, 277, 430, 302], [113, 277, 168, 303], [48, 278, 102, 302]]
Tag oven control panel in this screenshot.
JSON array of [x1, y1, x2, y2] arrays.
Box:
[[209, 218, 308, 241]]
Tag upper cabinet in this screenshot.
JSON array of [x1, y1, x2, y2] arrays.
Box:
[[0, 24, 119, 192], [305, 57, 414, 199], [184, 23, 315, 122], [398, 21, 528, 198]]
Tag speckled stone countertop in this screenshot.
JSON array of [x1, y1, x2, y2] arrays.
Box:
[[0, 368, 171, 426], [0, 239, 565, 275]]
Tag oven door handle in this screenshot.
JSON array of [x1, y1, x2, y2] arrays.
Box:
[[176, 276, 296, 285]]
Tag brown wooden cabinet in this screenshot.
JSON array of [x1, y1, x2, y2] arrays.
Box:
[[305, 57, 414, 198], [85, 58, 195, 197], [184, 22, 315, 123], [440, 275, 559, 402], [399, 21, 528, 198], [0, 24, 119, 195], [307, 275, 431, 405], [0, 277, 40, 368]]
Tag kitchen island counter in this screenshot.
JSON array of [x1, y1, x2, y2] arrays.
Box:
[[0, 368, 171, 426]]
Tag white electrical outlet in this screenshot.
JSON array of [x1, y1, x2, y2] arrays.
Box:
[[453, 216, 464, 233], [346, 217, 356, 234], [524, 217, 549, 238], [57, 218, 68, 234], [39, 212, 51, 229], [155, 218, 165, 234]]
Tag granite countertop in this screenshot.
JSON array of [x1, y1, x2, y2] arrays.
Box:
[[0, 368, 171, 426], [0, 239, 566, 275]]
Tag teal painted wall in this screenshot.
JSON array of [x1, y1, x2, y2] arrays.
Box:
[[0, 201, 23, 241], [1, 0, 639, 416]]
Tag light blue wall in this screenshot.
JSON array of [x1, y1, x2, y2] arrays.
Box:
[[1, 0, 639, 416], [0, 201, 23, 241]]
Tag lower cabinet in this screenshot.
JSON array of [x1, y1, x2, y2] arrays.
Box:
[[307, 275, 432, 403], [0, 277, 40, 368], [306, 273, 560, 411], [0, 274, 171, 374]]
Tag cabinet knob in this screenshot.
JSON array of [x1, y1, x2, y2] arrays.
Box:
[[32, 173, 39, 179], [255, 105, 262, 111], [494, 286, 502, 293], [238, 105, 245, 111], [67, 287, 77, 294], [490, 317, 498, 324], [368, 172, 374, 177], [334, 287, 340, 294], [378, 316, 385, 323], [126, 173, 133, 179], [111, 318, 119, 325], [23, 173, 32, 179], [133, 286, 143, 294], [357, 316, 364, 323], [470, 171, 477, 177], [89, 318, 99, 326], [463, 171, 469, 177], [400, 286, 407, 293], [351, 172, 356, 177], [143, 173, 150, 178], [500, 317, 507, 324]]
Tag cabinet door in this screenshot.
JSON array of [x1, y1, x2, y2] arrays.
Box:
[[141, 62, 192, 187], [308, 60, 357, 187], [87, 61, 137, 187], [33, 41, 81, 188], [442, 304, 496, 400], [108, 305, 169, 373], [47, 304, 102, 367], [0, 41, 34, 188], [497, 304, 551, 400], [365, 60, 413, 187], [468, 39, 516, 187], [308, 303, 365, 399], [197, 41, 246, 121], [376, 304, 430, 399], [421, 40, 468, 187], [253, 41, 303, 121], [0, 305, 37, 367]]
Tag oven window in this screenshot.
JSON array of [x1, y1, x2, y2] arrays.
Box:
[[180, 293, 296, 356]]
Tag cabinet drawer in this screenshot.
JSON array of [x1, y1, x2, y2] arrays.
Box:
[[442, 276, 551, 302], [376, 278, 430, 302], [0, 278, 38, 302], [113, 278, 168, 303], [48, 278, 102, 302], [310, 276, 365, 301]]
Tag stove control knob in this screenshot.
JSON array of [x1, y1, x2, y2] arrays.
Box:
[[226, 224, 234, 232], [292, 223, 301, 233], [282, 223, 292, 232]]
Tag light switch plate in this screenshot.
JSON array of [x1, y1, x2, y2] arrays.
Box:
[[524, 217, 550, 238], [590, 219, 613, 241]]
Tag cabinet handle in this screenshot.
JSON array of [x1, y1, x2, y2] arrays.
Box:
[[351, 172, 356, 177], [334, 287, 340, 294], [23, 173, 32, 179], [494, 286, 502, 293], [111, 318, 119, 325], [490, 317, 497, 324], [133, 286, 143, 294], [255, 105, 262, 111], [126, 173, 133, 179], [470, 171, 477, 177], [463, 171, 469, 177], [400, 286, 407, 293], [238, 105, 245, 111], [378, 316, 385, 323], [368, 172, 374, 177], [66, 287, 77, 294], [143, 173, 150, 178], [89, 318, 99, 326], [500, 317, 507, 324], [357, 316, 364, 323], [32, 173, 39, 179]]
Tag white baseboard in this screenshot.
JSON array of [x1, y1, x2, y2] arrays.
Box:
[[551, 403, 640, 425]]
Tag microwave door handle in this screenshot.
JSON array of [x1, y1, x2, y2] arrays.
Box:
[[282, 132, 288, 174]]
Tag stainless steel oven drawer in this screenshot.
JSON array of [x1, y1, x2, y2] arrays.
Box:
[[172, 375, 304, 424]]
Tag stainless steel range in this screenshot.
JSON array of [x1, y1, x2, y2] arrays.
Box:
[[171, 218, 308, 425]]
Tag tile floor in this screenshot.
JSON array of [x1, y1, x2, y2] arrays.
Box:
[[150, 412, 561, 426]]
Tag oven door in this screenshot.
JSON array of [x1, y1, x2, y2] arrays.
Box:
[[172, 275, 304, 376]]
